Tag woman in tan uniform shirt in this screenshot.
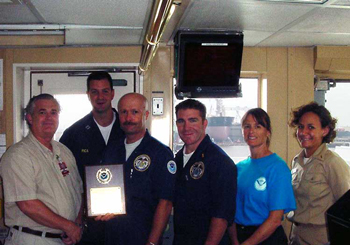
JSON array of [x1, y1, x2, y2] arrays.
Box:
[[288, 102, 350, 245]]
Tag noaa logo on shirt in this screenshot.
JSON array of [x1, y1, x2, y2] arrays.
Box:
[[96, 168, 112, 184], [255, 177, 267, 191], [167, 161, 177, 174], [190, 161, 205, 179], [134, 154, 151, 172]]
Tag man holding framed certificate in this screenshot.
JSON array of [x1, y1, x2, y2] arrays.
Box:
[[98, 93, 176, 245], [60, 71, 124, 245]]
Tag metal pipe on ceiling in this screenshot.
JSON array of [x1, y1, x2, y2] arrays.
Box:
[[139, 0, 177, 74]]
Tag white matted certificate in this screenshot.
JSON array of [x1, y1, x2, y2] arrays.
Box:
[[90, 187, 123, 215]]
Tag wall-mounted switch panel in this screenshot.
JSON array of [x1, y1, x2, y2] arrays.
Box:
[[152, 97, 163, 115]]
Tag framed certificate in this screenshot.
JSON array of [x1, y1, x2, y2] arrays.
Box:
[[84, 164, 126, 217]]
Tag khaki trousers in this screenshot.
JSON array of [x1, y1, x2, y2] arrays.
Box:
[[5, 228, 64, 245], [289, 223, 329, 245]]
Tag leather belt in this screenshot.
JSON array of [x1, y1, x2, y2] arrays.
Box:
[[236, 224, 259, 230], [13, 226, 62, 239], [293, 222, 326, 227]]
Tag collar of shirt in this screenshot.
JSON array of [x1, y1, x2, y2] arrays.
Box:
[[28, 132, 61, 161], [294, 143, 327, 166]]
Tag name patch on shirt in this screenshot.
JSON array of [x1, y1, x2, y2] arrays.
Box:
[[255, 177, 267, 191], [190, 161, 205, 179], [134, 154, 151, 172], [167, 160, 177, 174], [56, 154, 70, 177]]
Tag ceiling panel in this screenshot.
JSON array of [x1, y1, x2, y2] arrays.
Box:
[[258, 32, 350, 46], [0, 0, 22, 4], [242, 30, 275, 46], [0, 4, 39, 23], [1, 0, 350, 47], [31, 0, 152, 26], [331, 0, 350, 6], [180, 0, 316, 32], [289, 8, 350, 33]]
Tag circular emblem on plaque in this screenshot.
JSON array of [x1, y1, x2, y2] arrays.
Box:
[[96, 168, 112, 184], [167, 160, 177, 174], [190, 161, 205, 179], [134, 154, 151, 172]]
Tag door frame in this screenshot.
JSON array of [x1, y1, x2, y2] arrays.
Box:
[[13, 63, 142, 143]]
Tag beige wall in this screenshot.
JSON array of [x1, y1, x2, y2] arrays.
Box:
[[315, 46, 350, 72], [266, 48, 315, 165], [143, 45, 174, 145]]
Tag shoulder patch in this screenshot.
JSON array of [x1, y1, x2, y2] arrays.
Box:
[[134, 154, 151, 172], [167, 160, 177, 174]]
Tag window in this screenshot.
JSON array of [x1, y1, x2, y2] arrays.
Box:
[[325, 82, 350, 166], [27, 71, 136, 141], [54, 94, 91, 141], [173, 78, 260, 164]]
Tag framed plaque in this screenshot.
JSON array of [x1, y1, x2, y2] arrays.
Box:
[[84, 164, 126, 217]]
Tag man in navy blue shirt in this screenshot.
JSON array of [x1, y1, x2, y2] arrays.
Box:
[[173, 99, 237, 245], [60, 71, 124, 245], [98, 93, 176, 245]]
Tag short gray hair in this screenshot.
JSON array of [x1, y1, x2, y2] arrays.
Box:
[[25, 93, 61, 127]]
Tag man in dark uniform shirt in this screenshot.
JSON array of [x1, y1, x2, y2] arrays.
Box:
[[60, 71, 124, 245], [173, 99, 237, 245], [98, 93, 176, 245]]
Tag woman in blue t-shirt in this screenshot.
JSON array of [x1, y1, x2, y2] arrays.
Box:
[[228, 108, 296, 245]]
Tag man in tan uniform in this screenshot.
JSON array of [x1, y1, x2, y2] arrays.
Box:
[[0, 94, 83, 245]]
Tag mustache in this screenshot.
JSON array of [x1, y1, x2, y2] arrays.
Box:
[[123, 121, 137, 126]]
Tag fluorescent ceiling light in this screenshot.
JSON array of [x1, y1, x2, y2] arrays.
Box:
[[0, 0, 22, 4], [0, 30, 64, 36], [331, 0, 350, 6], [260, 0, 328, 4], [0, 24, 142, 31]]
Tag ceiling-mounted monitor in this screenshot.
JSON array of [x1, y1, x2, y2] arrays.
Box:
[[174, 31, 244, 99]]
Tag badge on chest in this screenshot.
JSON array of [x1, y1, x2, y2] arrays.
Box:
[[134, 154, 151, 172], [190, 161, 205, 179]]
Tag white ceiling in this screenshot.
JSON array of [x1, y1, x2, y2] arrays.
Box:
[[1, 0, 350, 47]]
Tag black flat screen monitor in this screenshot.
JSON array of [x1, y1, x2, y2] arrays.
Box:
[[175, 31, 243, 99], [326, 189, 350, 245]]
